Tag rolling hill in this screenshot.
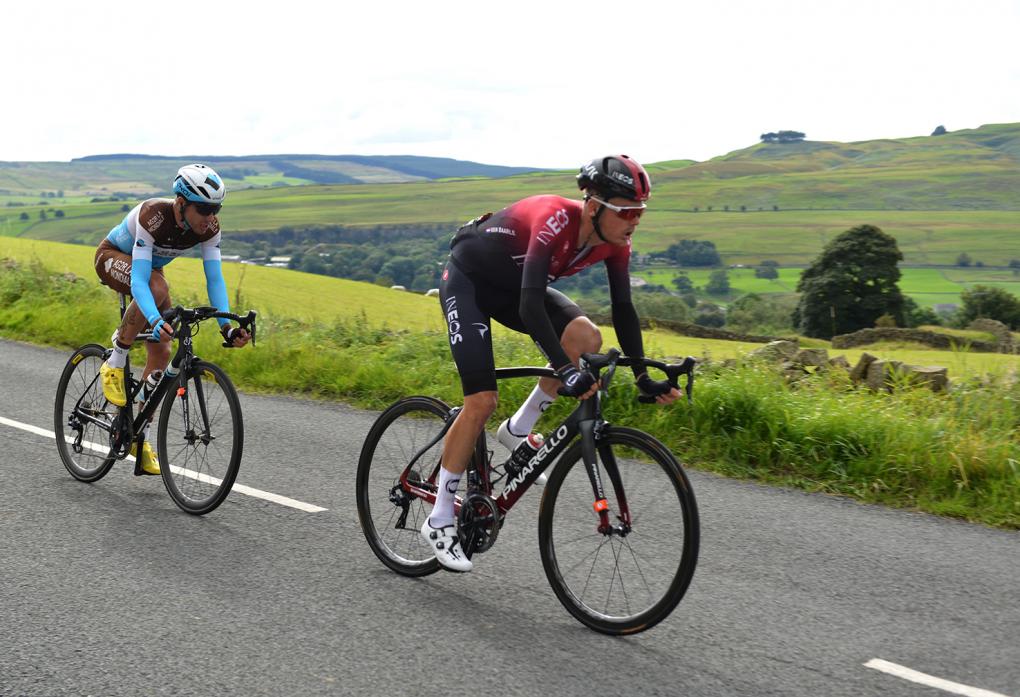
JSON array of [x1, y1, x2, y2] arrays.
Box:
[[3, 123, 1019, 269], [0, 153, 546, 202]]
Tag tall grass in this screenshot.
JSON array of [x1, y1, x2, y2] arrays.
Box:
[[2, 259, 1018, 528]]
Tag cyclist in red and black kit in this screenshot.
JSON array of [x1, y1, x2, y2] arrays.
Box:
[[422, 154, 681, 571]]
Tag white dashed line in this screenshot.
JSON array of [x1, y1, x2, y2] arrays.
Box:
[[0, 415, 328, 513], [865, 659, 1013, 697]]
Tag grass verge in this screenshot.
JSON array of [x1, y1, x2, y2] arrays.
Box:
[[2, 258, 1018, 529]]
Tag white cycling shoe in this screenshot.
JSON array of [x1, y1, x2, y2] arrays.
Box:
[[421, 518, 473, 572], [496, 419, 547, 487]]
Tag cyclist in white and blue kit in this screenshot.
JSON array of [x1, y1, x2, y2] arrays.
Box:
[[93, 164, 250, 474]]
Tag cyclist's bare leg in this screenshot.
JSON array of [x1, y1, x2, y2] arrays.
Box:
[[430, 390, 497, 524], [116, 273, 172, 380], [538, 316, 602, 394], [440, 390, 497, 477], [510, 317, 602, 433]]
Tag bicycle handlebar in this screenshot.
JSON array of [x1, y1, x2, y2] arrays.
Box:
[[580, 349, 696, 404], [162, 305, 258, 348]]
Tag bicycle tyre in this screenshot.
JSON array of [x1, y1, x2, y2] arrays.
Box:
[[54, 344, 118, 482], [156, 360, 243, 515], [538, 426, 699, 635], [356, 396, 458, 577]]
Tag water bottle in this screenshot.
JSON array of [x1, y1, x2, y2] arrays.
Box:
[[139, 370, 162, 404], [506, 432, 544, 477]]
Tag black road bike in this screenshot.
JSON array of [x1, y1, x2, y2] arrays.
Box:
[[356, 349, 699, 635], [54, 302, 256, 515]]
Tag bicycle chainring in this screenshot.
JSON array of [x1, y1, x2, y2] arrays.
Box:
[[458, 492, 501, 558], [109, 409, 133, 459]]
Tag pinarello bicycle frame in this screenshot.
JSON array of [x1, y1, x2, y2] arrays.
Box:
[[396, 352, 695, 534]]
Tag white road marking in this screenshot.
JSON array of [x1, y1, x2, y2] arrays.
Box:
[[0, 415, 328, 513], [865, 659, 1013, 697]]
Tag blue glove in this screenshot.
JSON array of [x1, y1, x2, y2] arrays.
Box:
[[147, 317, 170, 342]]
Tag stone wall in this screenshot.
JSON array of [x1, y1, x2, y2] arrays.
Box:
[[831, 327, 1000, 352], [588, 313, 794, 344], [967, 319, 1018, 353]]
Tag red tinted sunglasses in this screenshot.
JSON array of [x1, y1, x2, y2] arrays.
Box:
[[591, 196, 645, 221]]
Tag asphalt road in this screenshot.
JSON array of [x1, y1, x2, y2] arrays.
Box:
[[1, 338, 1018, 697]]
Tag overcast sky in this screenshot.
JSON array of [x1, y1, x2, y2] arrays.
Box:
[[3, 0, 1018, 168]]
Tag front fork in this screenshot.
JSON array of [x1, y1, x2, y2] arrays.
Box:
[[579, 415, 632, 537]]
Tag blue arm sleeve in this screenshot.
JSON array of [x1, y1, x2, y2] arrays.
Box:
[[203, 259, 231, 328], [130, 258, 162, 325]]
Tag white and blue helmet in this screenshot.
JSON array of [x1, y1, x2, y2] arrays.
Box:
[[173, 164, 226, 205]]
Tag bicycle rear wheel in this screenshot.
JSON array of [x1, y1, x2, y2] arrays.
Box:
[[538, 426, 699, 635], [356, 396, 455, 577], [156, 360, 243, 515], [54, 344, 118, 482]]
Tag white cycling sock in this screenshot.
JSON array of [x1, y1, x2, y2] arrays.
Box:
[[429, 466, 461, 528], [508, 384, 557, 435], [106, 342, 130, 370]]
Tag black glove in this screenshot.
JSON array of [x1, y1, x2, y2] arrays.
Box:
[[221, 325, 244, 347], [556, 364, 597, 398], [636, 373, 672, 398]]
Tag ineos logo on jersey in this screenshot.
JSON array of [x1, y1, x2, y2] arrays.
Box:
[[444, 296, 463, 345], [535, 209, 571, 246]]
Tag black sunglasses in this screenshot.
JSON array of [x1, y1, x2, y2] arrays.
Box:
[[192, 202, 222, 216]]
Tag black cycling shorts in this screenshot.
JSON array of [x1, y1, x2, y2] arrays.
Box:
[[439, 259, 584, 395]]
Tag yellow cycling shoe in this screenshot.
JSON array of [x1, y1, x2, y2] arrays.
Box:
[[100, 362, 127, 407], [131, 441, 161, 476]]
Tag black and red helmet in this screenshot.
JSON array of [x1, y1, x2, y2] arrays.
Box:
[[576, 154, 651, 202]]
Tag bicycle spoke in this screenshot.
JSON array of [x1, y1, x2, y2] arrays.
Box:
[[356, 397, 450, 576], [540, 427, 698, 634], [55, 347, 117, 481], [158, 361, 241, 514]]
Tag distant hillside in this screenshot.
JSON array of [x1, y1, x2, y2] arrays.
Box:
[[652, 122, 1020, 210], [0, 153, 546, 201], [3, 123, 1020, 266]]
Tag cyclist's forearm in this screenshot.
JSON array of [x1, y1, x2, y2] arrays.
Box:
[[129, 258, 162, 325], [611, 300, 646, 377], [203, 259, 231, 329], [520, 287, 571, 370]]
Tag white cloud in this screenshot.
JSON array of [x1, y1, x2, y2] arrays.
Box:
[[3, 0, 1018, 167]]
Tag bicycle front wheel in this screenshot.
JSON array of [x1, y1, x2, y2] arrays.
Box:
[[538, 426, 699, 635], [156, 360, 243, 515], [54, 344, 118, 482]]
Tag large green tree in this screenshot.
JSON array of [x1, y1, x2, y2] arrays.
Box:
[[793, 224, 905, 339], [958, 285, 1020, 329]]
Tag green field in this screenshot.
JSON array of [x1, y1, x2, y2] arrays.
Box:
[[636, 265, 1020, 307], [4, 236, 1019, 379], [5, 184, 1020, 267]]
